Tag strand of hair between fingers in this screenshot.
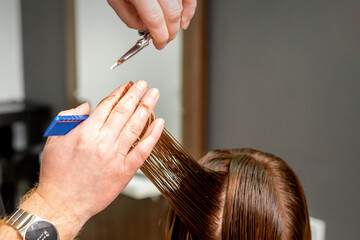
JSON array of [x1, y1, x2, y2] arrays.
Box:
[[127, 101, 156, 153], [99, 82, 133, 132], [139, 100, 155, 122], [118, 151, 127, 158]]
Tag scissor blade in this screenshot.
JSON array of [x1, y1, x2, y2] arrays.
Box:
[[110, 43, 144, 70]]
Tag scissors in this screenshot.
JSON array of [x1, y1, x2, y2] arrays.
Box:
[[110, 31, 152, 70]]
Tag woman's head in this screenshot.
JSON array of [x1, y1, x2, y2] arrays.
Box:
[[166, 148, 311, 240]]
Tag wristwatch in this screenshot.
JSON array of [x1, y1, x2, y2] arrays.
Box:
[[6, 208, 59, 240]]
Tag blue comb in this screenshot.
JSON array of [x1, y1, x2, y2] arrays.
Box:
[[44, 115, 89, 137]]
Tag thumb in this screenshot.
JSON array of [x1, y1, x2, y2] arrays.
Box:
[[58, 102, 91, 116]]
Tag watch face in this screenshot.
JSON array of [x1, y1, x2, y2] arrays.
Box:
[[25, 220, 58, 240]]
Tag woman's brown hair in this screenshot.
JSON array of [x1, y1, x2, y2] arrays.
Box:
[[119, 82, 310, 239], [164, 148, 311, 240]]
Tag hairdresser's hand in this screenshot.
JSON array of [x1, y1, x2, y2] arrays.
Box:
[[108, 0, 197, 49], [36, 81, 164, 226]]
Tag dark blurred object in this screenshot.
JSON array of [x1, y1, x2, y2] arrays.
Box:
[[0, 189, 5, 217], [0, 101, 50, 214], [0, 102, 50, 148]]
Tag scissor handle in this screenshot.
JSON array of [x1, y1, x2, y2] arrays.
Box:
[[138, 30, 148, 36]]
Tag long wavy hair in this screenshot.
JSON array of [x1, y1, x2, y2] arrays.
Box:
[[164, 148, 311, 240]]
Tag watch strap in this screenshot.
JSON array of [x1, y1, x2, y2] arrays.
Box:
[[6, 208, 35, 235]]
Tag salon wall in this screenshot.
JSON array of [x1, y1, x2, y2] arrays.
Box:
[[0, 0, 24, 102], [0, 0, 67, 114], [208, 1, 360, 239], [21, 0, 67, 115]]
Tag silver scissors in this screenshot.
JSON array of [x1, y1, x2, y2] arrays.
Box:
[[110, 31, 152, 70]]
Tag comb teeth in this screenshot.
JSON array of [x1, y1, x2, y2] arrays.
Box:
[[43, 115, 89, 136]]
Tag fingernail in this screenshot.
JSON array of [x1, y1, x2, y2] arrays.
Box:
[[183, 21, 190, 30], [76, 102, 88, 111], [136, 80, 147, 91], [181, 16, 189, 29], [149, 88, 160, 99], [156, 118, 165, 129], [159, 42, 167, 49]]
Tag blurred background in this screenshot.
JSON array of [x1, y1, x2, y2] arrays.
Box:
[[0, 0, 359, 239]]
